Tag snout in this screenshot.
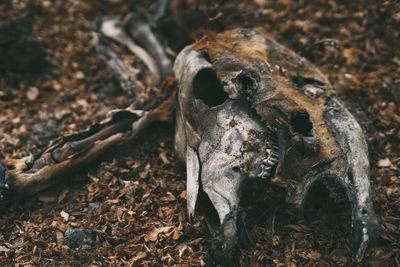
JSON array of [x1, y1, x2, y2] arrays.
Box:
[[351, 193, 380, 262], [288, 172, 380, 263]]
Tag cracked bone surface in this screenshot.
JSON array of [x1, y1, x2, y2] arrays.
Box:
[[174, 28, 379, 265]]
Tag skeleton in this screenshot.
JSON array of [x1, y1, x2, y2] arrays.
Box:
[[0, 15, 379, 266]]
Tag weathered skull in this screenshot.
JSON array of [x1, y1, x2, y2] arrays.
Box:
[[173, 28, 379, 264]]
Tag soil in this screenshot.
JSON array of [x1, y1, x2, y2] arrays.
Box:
[[0, 0, 399, 266]]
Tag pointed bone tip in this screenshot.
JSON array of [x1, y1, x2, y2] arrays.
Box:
[[188, 210, 195, 222], [352, 213, 380, 262]]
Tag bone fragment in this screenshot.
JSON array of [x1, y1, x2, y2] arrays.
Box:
[[100, 18, 161, 85], [126, 14, 173, 78]]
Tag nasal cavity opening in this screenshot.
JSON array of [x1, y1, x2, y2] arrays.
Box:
[[304, 179, 351, 233], [236, 70, 259, 92], [198, 187, 221, 229], [291, 110, 313, 137], [292, 76, 325, 88], [192, 68, 228, 107]]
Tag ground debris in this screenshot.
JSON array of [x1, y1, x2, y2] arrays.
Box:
[[0, 18, 47, 75], [63, 228, 95, 249]]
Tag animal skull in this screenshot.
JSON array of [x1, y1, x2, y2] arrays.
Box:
[[173, 28, 379, 264]]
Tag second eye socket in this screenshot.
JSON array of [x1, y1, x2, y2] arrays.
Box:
[[192, 68, 228, 107]]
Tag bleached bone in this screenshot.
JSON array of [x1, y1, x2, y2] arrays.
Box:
[[0, 29, 177, 210], [126, 14, 173, 79], [100, 18, 161, 85]]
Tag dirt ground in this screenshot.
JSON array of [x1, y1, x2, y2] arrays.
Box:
[[0, 0, 399, 266]]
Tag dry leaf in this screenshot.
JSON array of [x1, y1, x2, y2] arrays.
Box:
[[172, 227, 182, 240], [144, 226, 174, 242], [129, 251, 147, 266], [271, 235, 280, 246], [51, 220, 68, 232], [56, 231, 64, 247], [26, 87, 39, 101], [160, 192, 176, 202], [75, 71, 85, 79], [307, 251, 321, 260], [378, 158, 391, 167], [58, 188, 70, 203], [38, 195, 58, 203], [0, 246, 10, 252], [60, 211, 70, 222], [159, 151, 170, 164]]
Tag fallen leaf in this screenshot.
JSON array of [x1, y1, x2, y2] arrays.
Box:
[[159, 151, 170, 164], [75, 71, 85, 79], [0, 246, 10, 252], [26, 87, 39, 101], [60, 211, 70, 222], [144, 226, 174, 242], [307, 251, 321, 260], [58, 188, 70, 203], [253, 0, 267, 6], [378, 158, 391, 167], [129, 251, 147, 266], [172, 227, 182, 240], [51, 220, 68, 232], [39, 195, 57, 203], [272, 235, 280, 246], [56, 231, 64, 247], [160, 192, 176, 202]]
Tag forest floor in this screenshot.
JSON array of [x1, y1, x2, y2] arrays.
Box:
[[0, 0, 399, 266]]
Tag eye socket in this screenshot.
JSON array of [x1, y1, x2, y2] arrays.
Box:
[[291, 109, 313, 137], [236, 70, 259, 92], [192, 68, 228, 107]]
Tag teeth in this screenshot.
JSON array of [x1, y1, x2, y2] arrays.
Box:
[[263, 158, 277, 166], [261, 174, 270, 179], [258, 148, 279, 179], [266, 149, 278, 156], [258, 164, 272, 179], [270, 154, 279, 160], [258, 168, 266, 177], [263, 165, 271, 172]]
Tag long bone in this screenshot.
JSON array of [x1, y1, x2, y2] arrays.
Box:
[[126, 14, 173, 79], [0, 23, 175, 210], [100, 18, 162, 85]]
